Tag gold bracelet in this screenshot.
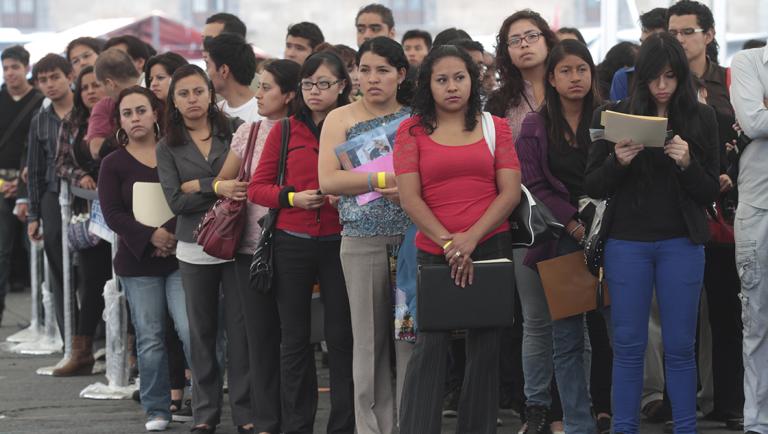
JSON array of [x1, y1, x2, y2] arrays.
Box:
[[443, 240, 453, 251], [213, 180, 221, 194], [377, 172, 387, 189]]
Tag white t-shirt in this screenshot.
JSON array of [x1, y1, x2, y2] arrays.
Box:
[[218, 97, 261, 123]]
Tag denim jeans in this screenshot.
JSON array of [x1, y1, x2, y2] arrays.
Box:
[[605, 237, 704, 434], [121, 270, 191, 421], [734, 202, 768, 433]]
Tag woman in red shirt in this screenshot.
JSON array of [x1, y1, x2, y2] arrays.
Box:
[[248, 51, 354, 434], [394, 45, 522, 433]]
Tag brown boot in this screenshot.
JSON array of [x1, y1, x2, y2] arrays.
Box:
[[52, 335, 95, 376]]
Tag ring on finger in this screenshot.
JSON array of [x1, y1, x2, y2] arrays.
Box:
[[454, 250, 461, 257]]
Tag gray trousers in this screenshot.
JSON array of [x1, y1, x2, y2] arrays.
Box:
[[735, 202, 768, 433], [340, 235, 402, 434]]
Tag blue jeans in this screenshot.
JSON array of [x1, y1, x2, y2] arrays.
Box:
[[604, 238, 704, 434], [121, 271, 191, 421]]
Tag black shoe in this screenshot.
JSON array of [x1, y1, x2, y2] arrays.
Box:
[[190, 426, 215, 433], [596, 415, 612, 434], [523, 405, 551, 434], [132, 389, 141, 403], [724, 417, 744, 431], [173, 399, 193, 422], [642, 399, 672, 423], [442, 386, 460, 418]]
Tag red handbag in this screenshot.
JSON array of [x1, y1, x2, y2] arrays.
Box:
[[196, 121, 261, 259], [707, 199, 735, 245]]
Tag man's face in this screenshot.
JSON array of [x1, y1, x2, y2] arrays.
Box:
[[2, 58, 29, 89], [35, 69, 72, 102], [356, 13, 394, 47], [204, 56, 226, 93], [668, 14, 713, 63], [403, 38, 428, 66], [284, 35, 313, 65], [68, 44, 97, 76]]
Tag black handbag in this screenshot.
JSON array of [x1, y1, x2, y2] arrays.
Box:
[[509, 185, 565, 248], [250, 118, 290, 293]]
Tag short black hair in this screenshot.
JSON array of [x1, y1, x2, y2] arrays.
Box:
[[640, 7, 668, 31], [203, 33, 257, 86], [743, 39, 767, 50], [286, 22, 325, 49], [451, 38, 485, 55], [432, 28, 472, 48], [205, 13, 247, 37], [557, 27, 587, 45], [32, 53, 72, 79], [402, 29, 432, 50], [668, 1, 714, 32], [104, 35, 152, 62], [65, 37, 105, 62], [356, 3, 395, 29], [1, 45, 30, 66], [144, 52, 189, 88]]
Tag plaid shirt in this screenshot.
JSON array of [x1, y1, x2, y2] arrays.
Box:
[[55, 116, 93, 185], [26, 103, 67, 221]]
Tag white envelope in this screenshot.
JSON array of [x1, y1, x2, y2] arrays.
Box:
[[132, 182, 174, 227]]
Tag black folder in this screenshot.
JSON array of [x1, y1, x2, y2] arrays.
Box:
[[417, 259, 516, 331]]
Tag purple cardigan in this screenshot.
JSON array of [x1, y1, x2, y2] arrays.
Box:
[[516, 112, 578, 268]]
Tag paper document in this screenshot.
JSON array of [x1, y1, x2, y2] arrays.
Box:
[[601, 110, 668, 147], [132, 182, 174, 227]]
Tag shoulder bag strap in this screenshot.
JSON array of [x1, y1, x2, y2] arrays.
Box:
[[239, 121, 262, 181], [0, 91, 44, 152], [481, 111, 496, 156], [277, 118, 291, 186]]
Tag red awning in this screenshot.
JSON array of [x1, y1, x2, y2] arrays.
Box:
[[106, 14, 203, 59]]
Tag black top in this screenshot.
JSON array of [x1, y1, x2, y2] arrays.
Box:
[[0, 86, 43, 170], [584, 100, 720, 244], [547, 140, 587, 206]]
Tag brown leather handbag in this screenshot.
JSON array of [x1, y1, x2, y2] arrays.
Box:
[[195, 121, 261, 259]]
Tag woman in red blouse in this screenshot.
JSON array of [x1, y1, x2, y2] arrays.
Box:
[[394, 45, 522, 433]]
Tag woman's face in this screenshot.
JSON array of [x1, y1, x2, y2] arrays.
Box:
[[255, 70, 294, 119], [79, 72, 106, 111], [358, 51, 403, 104], [648, 66, 678, 107], [348, 64, 360, 96], [548, 54, 591, 101], [172, 74, 211, 122], [430, 56, 471, 113], [149, 64, 172, 102], [119, 93, 157, 142], [506, 19, 549, 71], [300, 63, 344, 113]]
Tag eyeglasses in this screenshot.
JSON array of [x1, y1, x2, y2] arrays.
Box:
[[507, 32, 543, 47], [668, 28, 705, 38], [300, 79, 341, 91]]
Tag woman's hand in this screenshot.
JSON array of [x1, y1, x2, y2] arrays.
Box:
[[79, 175, 96, 190], [442, 232, 480, 287], [566, 220, 586, 243], [451, 257, 474, 288], [614, 139, 645, 166], [327, 195, 340, 209], [664, 134, 691, 169], [375, 186, 400, 205], [181, 180, 200, 193], [719, 174, 733, 193], [216, 179, 248, 201], [150, 227, 176, 252], [293, 190, 324, 210]]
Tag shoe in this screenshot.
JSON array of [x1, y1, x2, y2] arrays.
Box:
[[522, 405, 551, 434], [442, 386, 460, 418], [237, 426, 255, 434], [145, 418, 169, 432], [190, 426, 215, 433], [170, 399, 182, 413], [173, 399, 193, 422], [53, 335, 96, 376], [663, 420, 673, 434], [724, 417, 744, 431], [550, 420, 564, 434], [642, 399, 671, 423], [132, 389, 141, 403], [596, 415, 612, 434]]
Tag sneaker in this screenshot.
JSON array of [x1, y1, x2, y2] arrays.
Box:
[[442, 386, 460, 418], [522, 405, 551, 434], [596, 415, 612, 434], [663, 420, 673, 434], [145, 418, 169, 432], [724, 417, 744, 431], [173, 399, 193, 422]]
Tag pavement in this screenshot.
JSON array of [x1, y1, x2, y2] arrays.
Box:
[[0, 289, 739, 434]]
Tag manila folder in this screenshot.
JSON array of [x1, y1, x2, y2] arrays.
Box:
[[132, 182, 174, 227]]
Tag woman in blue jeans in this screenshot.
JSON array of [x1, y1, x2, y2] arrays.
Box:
[[516, 39, 603, 434], [98, 86, 191, 432], [584, 33, 720, 434]]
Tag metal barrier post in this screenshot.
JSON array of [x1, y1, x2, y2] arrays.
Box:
[[12, 251, 63, 356], [5, 241, 44, 343]]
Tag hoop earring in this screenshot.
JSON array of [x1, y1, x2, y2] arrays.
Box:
[[154, 121, 161, 138], [115, 128, 128, 146]]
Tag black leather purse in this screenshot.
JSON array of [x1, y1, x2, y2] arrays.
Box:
[[250, 118, 290, 293]]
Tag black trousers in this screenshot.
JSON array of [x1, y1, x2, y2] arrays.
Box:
[[234, 253, 282, 433], [166, 313, 187, 391], [587, 309, 613, 415], [75, 240, 111, 336], [703, 244, 744, 418], [179, 260, 252, 428], [400, 232, 514, 434], [272, 231, 354, 434], [40, 191, 65, 342]]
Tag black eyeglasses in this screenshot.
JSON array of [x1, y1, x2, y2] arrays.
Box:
[[668, 28, 704, 38], [300, 79, 342, 91], [507, 32, 543, 47]]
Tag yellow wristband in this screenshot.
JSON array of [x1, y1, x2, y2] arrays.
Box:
[[377, 172, 387, 189], [213, 180, 221, 194], [0, 179, 5, 190], [443, 240, 453, 251], [288, 192, 295, 207]]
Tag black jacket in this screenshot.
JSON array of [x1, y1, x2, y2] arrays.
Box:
[[584, 100, 720, 244]]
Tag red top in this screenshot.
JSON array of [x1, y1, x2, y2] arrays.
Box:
[[393, 115, 520, 254], [248, 116, 342, 237]]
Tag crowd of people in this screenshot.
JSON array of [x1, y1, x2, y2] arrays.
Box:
[[0, 1, 766, 433]]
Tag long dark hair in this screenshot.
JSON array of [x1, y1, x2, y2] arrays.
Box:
[[164, 64, 230, 147], [542, 40, 601, 151], [357, 36, 414, 106], [262, 59, 301, 117], [293, 51, 352, 117], [628, 32, 700, 144], [112, 86, 162, 146], [486, 10, 559, 117], [70, 65, 99, 128], [411, 45, 482, 135]]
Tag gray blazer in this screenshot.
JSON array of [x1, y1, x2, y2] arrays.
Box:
[[156, 117, 243, 243]]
